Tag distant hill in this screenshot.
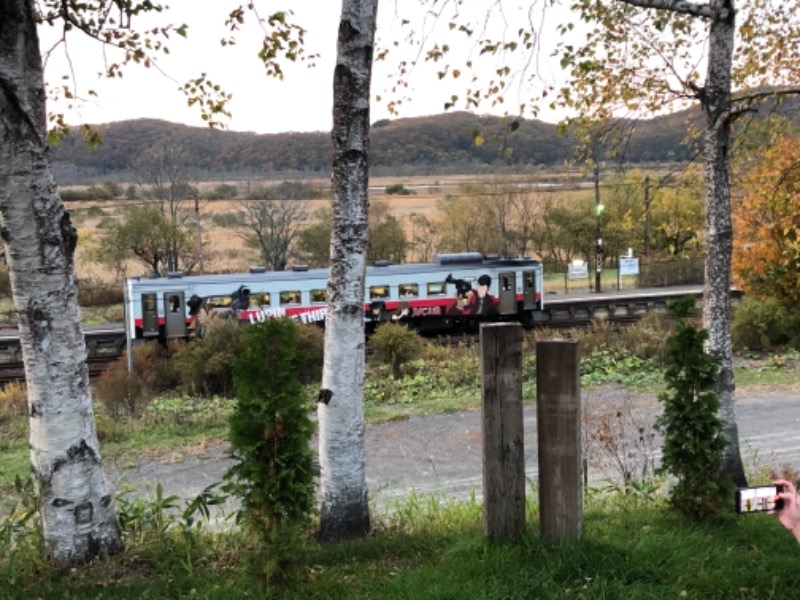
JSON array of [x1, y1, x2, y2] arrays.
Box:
[[50, 109, 704, 183]]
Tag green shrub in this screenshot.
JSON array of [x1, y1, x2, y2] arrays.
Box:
[[368, 322, 425, 379], [94, 413, 129, 443], [59, 186, 114, 201], [225, 318, 317, 586], [731, 296, 798, 352], [385, 183, 415, 195], [93, 356, 148, 419], [93, 342, 182, 417], [294, 323, 325, 385], [656, 296, 730, 518], [171, 318, 242, 397]]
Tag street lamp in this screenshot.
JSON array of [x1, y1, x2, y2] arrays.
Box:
[[594, 200, 604, 293]]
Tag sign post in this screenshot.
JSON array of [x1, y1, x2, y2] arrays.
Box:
[[617, 256, 640, 290]]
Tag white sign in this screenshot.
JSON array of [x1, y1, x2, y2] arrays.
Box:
[[567, 259, 588, 280], [619, 257, 640, 276]]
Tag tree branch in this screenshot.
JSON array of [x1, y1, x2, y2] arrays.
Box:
[[730, 86, 800, 120], [617, 0, 729, 21], [733, 86, 800, 106]]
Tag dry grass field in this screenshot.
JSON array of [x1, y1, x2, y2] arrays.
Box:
[[69, 173, 561, 285]]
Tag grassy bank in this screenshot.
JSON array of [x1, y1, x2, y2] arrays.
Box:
[[2, 487, 796, 599]]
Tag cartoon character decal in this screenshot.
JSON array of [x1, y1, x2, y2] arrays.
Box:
[[473, 274, 497, 315], [445, 273, 497, 316]]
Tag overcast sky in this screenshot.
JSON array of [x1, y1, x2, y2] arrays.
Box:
[[39, 1, 569, 135]]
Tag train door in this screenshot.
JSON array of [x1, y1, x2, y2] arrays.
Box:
[[141, 292, 159, 338], [498, 271, 517, 315], [522, 269, 539, 310], [164, 292, 187, 338]]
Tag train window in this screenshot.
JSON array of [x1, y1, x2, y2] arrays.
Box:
[[310, 289, 327, 303], [169, 295, 181, 312], [251, 292, 271, 306], [280, 290, 302, 305], [399, 283, 419, 298], [524, 272, 535, 288], [206, 295, 232, 309], [427, 282, 446, 296], [502, 276, 513, 291], [370, 285, 390, 299], [143, 294, 157, 311]]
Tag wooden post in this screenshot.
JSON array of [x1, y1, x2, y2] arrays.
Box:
[[480, 323, 525, 540], [537, 339, 582, 542]]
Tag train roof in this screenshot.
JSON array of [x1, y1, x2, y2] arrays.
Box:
[[126, 254, 542, 289]]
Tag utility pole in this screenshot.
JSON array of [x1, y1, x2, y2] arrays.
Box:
[[643, 176, 651, 257], [195, 195, 204, 273], [593, 163, 603, 293]]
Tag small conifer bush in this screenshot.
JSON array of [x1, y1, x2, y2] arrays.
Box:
[[656, 296, 731, 518], [224, 318, 317, 586]]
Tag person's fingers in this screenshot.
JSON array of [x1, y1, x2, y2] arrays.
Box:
[[774, 479, 797, 494]]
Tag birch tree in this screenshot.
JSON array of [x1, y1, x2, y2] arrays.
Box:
[[556, 0, 800, 484], [317, 0, 378, 542], [2, 0, 307, 563], [0, 0, 121, 562]]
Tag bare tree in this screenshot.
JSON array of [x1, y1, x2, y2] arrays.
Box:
[[0, 0, 120, 562], [235, 197, 309, 271], [133, 143, 198, 272]]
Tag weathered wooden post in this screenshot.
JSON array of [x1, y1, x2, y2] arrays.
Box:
[[480, 322, 525, 540], [537, 339, 582, 542]]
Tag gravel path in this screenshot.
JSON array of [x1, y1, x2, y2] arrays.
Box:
[[107, 385, 800, 519]]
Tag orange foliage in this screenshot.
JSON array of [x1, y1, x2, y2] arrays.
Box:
[[733, 134, 800, 306]]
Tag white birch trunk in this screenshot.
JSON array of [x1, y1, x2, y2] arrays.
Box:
[[620, 0, 747, 485], [317, 0, 378, 541], [701, 0, 747, 485], [0, 0, 121, 562]]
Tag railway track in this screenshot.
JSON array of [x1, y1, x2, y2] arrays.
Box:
[[0, 284, 739, 385]]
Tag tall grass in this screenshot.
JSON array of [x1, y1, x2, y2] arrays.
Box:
[[2, 486, 797, 599]]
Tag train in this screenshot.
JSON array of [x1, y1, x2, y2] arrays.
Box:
[[122, 252, 545, 341]]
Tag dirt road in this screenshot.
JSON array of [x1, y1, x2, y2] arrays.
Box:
[[107, 386, 800, 516]]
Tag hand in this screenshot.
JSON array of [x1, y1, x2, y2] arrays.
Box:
[[770, 479, 800, 542]]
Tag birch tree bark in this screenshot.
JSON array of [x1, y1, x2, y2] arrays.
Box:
[[699, 0, 746, 485], [0, 0, 121, 561], [317, 0, 378, 542]]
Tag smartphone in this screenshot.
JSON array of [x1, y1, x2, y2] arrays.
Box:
[[735, 485, 785, 514]]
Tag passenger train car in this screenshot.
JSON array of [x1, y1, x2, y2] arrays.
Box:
[[123, 252, 544, 341]]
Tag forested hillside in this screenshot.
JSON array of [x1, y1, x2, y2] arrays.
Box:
[[51, 109, 701, 183]]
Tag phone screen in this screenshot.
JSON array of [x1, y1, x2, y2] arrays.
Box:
[[735, 486, 783, 513]]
